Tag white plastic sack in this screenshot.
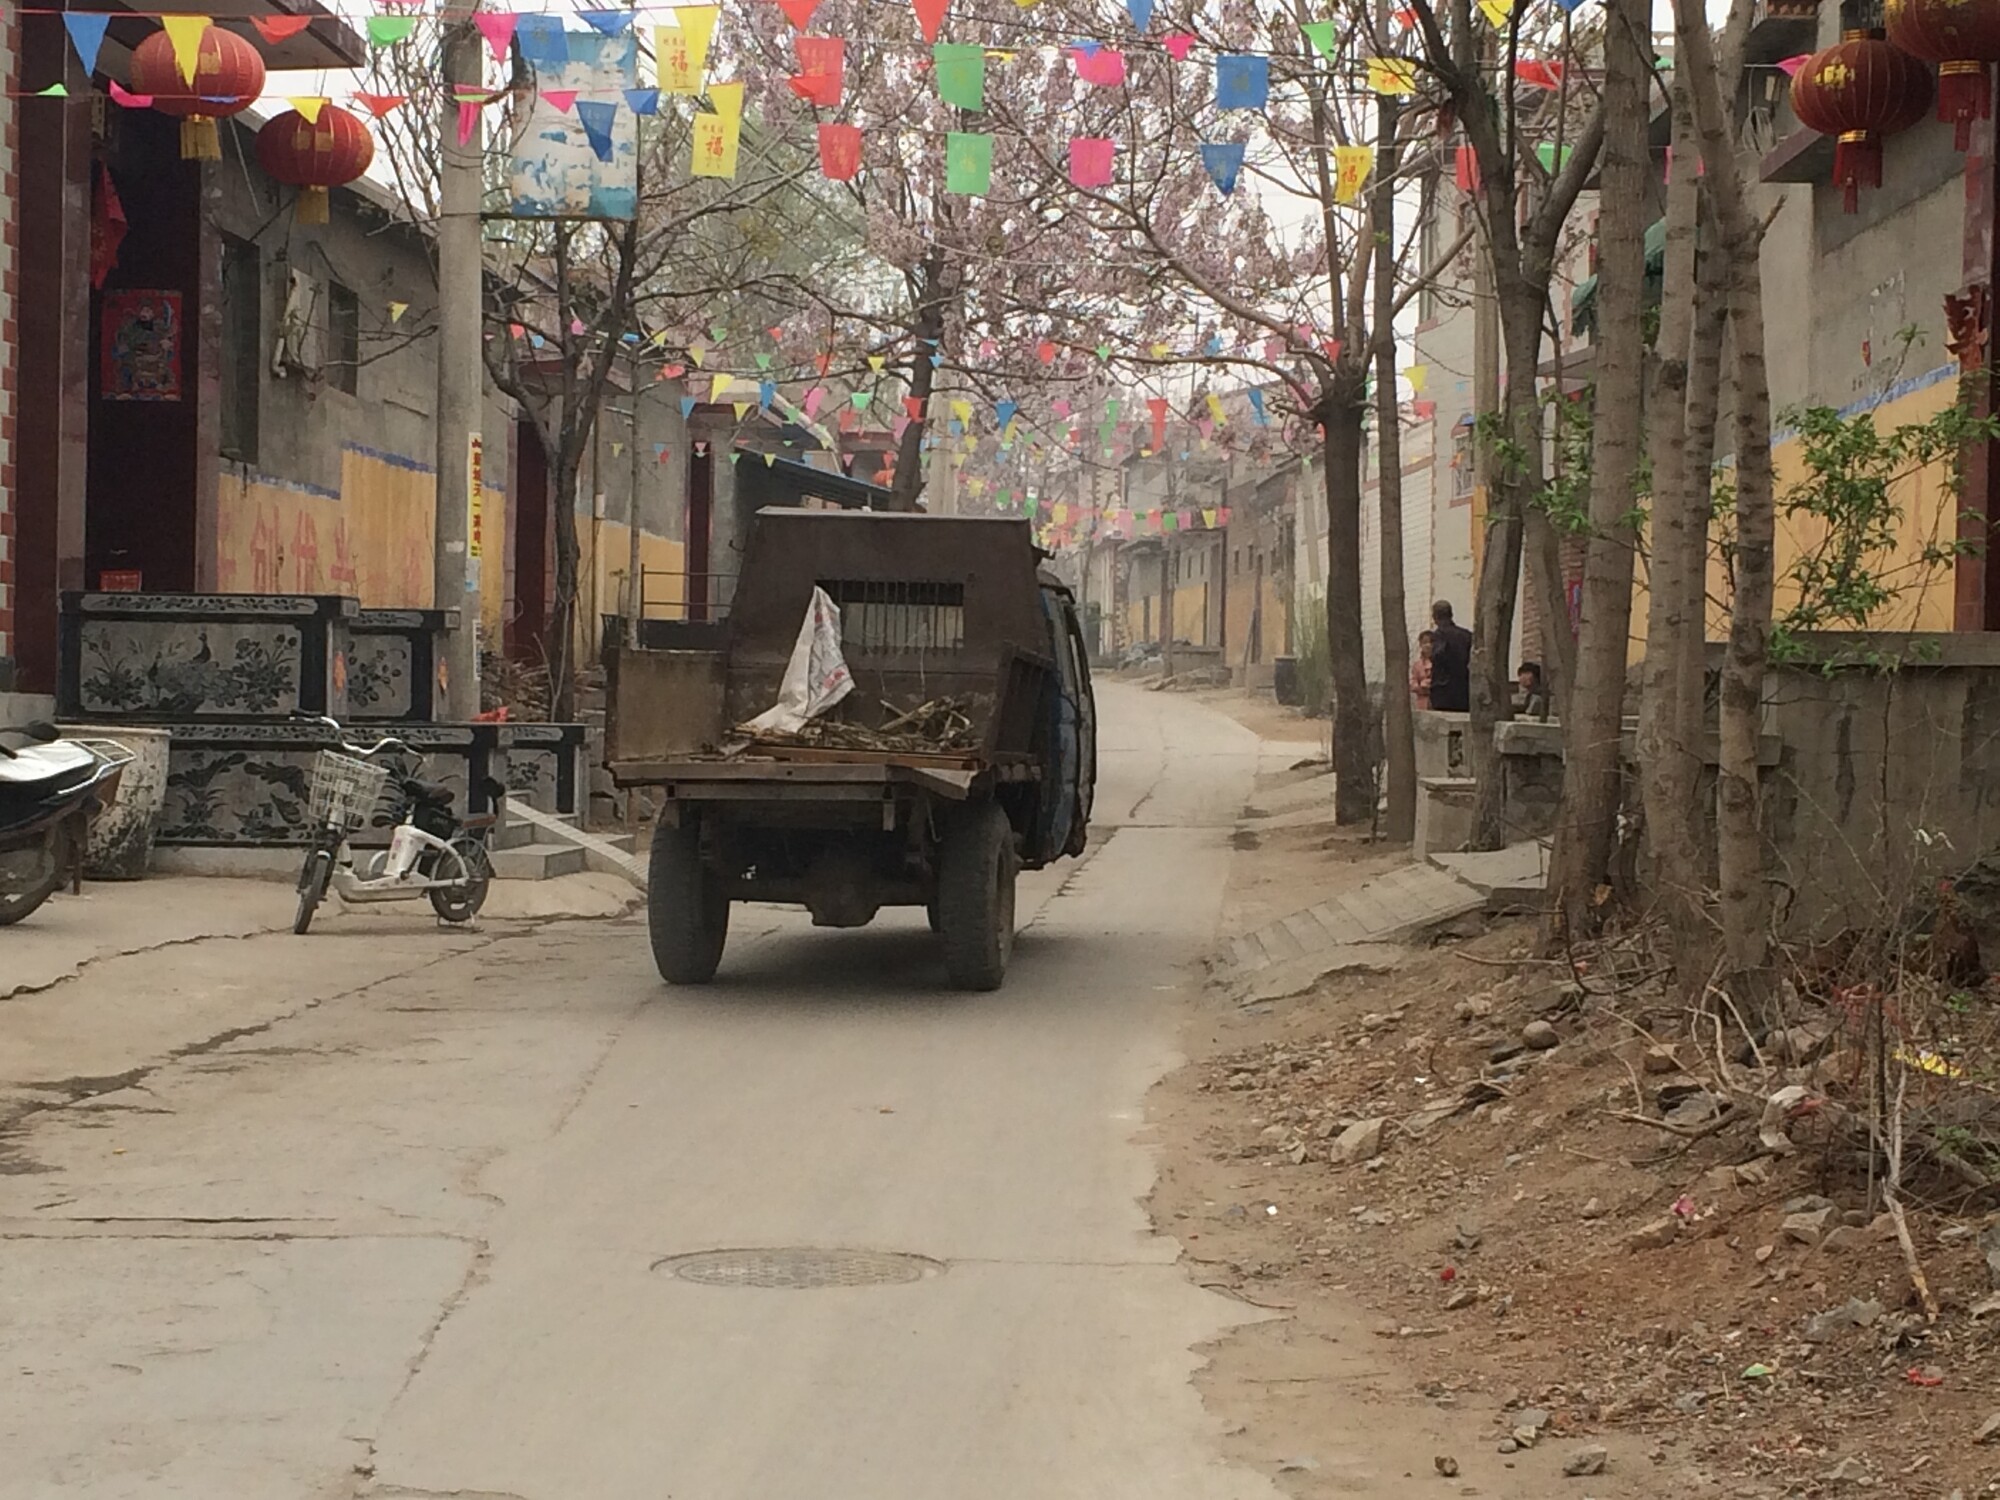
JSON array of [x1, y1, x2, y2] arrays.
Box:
[[743, 586, 855, 735]]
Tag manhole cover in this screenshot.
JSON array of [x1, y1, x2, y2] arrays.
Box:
[[654, 1247, 943, 1289]]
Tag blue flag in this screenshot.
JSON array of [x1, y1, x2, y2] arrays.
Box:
[[516, 15, 569, 69], [1127, 0, 1155, 28], [62, 12, 109, 76], [759, 380, 777, 409], [575, 101, 618, 162], [624, 88, 660, 116], [577, 9, 635, 35], [1248, 388, 1268, 425], [1201, 141, 1246, 194], [1215, 55, 1269, 111], [680, 396, 698, 418], [996, 399, 1019, 429]]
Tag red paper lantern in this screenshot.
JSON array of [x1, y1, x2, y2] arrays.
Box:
[[1790, 29, 1933, 211], [256, 106, 375, 224], [1886, 0, 2000, 148], [129, 24, 265, 161]]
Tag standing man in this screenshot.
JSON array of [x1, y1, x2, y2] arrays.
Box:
[[1427, 600, 1473, 713]]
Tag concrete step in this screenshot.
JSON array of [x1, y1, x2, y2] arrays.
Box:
[[490, 843, 588, 880]]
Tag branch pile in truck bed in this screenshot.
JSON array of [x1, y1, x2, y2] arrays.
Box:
[[738, 697, 978, 756]]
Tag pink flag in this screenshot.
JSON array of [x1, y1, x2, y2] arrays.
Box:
[[1162, 32, 1196, 61], [1071, 47, 1127, 86], [1775, 53, 1810, 76], [892, 415, 911, 440], [1069, 135, 1115, 186], [1262, 337, 1284, 360], [779, 0, 822, 26], [1052, 397, 1071, 416], [1146, 396, 1168, 450], [251, 15, 313, 43], [804, 386, 827, 419], [474, 12, 518, 64], [457, 101, 480, 146], [541, 89, 578, 114], [817, 121, 862, 180], [108, 80, 153, 108]]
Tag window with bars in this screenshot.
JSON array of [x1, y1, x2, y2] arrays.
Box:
[[219, 236, 260, 462], [327, 281, 360, 396], [821, 580, 966, 652]]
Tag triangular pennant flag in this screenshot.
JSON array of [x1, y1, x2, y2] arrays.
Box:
[[789, 36, 845, 106], [251, 15, 313, 44], [1072, 46, 1127, 85], [367, 14, 418, 46], [755, 353, 773, 370], [576, 100, 618, 162], [934, 43, 987, 110], [760, 380, 777, 408], [945, 131, 993, 194], [680, 397, 698, 418], [904, 396, 926, 420], [658, 6, 719, 92], [1477, 0, 1513, 26], [818, 121, 863, 180], [804, 386, 827, 419], [162, 16, 211, 86], [1037, 340, 1058, 364], [779, 0, 822, 26], [1128, 0, 1155, 27], [1146, 397, 1169, 449], [913, 0, 951, 44], [1205, 392, 1226, 423], [1200, 141, 1245, 194], [109, 81, 154, 108], [388, 301, 409, 324], [1534, 141, 1575, 173], [287, 96, 327, 125], [733, 401, 752, 420], [1163, 32, 1196, 60], [1402, 364, 1428, 393], [457, 101, 480, 147], [1215, 54, 1269, 110], [764, 452, 777, 466], [61, 13, 110, 77], [867, 354, 887, 372], [36, 83, 68, 97], [353, 91, 405, 119], [996, 399, 1019, 429], [472, 12, 518, 64], [541, 89, 578, 114], [624, 87, 660, 115], [1300, 20, 1337, 60], [655, 443, 669, 461], [516, 15, 570, 68], [710, 374, 735, 404], [1514, 59, 1563, 89], [1333, 144, 1373, 203], [851, 392, 871, 411], [1774, 52, 1810, 77], [1247, 388, 1268, 425], [578, 10, 636, 36]]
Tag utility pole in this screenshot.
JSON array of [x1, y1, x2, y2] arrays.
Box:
[[626, 345, 645, 648], [434, 7, 484, 717]]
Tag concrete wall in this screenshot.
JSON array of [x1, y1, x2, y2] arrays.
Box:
[[1762, 635, 2000, 936]]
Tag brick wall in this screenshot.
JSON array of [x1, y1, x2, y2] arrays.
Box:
[[0, 6, 17, 676]]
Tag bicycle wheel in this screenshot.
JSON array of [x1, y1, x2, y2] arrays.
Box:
[[428, 836, 493, 924], [293, 846, 333, 934]]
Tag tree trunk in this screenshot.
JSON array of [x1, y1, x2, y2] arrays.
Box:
[[1545, 0, 1649, 943], [1677, 0, 1774, 1008], [1524, 507, 1575, 704], [1373, 95, 1416, 842], [1637, 68, 1714, 971], [1322, 393, 1376, 825], [888, 248, 947, 512], [548, 443, 582, 722]]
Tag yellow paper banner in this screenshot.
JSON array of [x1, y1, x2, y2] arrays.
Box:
[[709, 373, 734, 403], [691, 80, 744, 178], [657, 6, 718, 94], [1366, 57, 1417, 96], [1333, 144, 1374, 203]]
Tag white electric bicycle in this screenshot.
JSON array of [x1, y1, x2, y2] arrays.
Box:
[[291, 715, 504, 935]]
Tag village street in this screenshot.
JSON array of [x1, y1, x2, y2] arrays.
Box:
[[0, 685, 1312, 1500]]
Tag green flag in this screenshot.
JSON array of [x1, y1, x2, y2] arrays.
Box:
[[1301, 21, 1337, 59], [367, 14, 418, 45], [946, 131, 993, 194], [933, 43, 986, 111]]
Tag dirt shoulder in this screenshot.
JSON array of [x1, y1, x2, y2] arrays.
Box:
[[1155, 760, 2000, 1499]]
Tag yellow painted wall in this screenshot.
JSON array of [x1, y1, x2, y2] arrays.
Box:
[[582, 519, 688, 624], [1222, 538, 1292, 667], [218, 450, 437, 605], [1627, 371, 1965, 662], [1173, 581, 1210, 643]]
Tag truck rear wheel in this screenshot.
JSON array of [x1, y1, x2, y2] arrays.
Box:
[[648, 818, 729, 984], [937, 802, 1017, 991]]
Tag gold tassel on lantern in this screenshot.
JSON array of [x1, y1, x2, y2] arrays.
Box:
[[297, 185, 330, 224], [180, 115, 221, 160]]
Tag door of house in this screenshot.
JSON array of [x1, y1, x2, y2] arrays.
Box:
[[507, 419, 551, 661]]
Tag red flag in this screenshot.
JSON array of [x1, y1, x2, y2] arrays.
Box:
[[789, 37, 845, 107], [903, 395, 925, 420], [1146, 396, 1168, 451], [913, 0, 950, 44], [1036, 340, 1058, 364], [353, 91, 407, 119], [1513, 59, 1563, 89], [818, 121, 862, 180], [814, 351, 835, 374], [1453, 143, 1480, 191], [252, 15, 313, 43], [779, 0, 822, 26]]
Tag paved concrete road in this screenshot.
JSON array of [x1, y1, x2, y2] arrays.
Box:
[[0, 684, 1276, 1500]]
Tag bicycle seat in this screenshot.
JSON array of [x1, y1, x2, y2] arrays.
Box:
[[403, 778, 456, 806]]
